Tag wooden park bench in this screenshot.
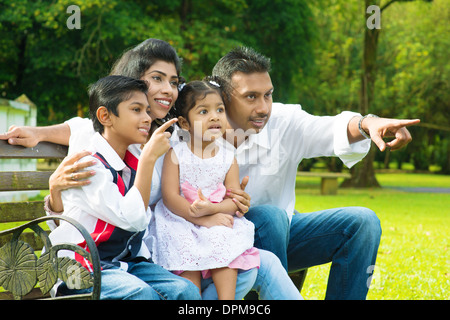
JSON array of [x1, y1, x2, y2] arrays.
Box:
[[297, 171, 351, 195], [0, 139, 101, 300], [0, 139, 308, 299]]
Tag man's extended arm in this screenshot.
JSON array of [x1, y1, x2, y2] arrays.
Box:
[[347, 115, 420, 151], [0, 123, 71, 147]]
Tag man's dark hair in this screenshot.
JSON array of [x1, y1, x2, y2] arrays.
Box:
[[212, 46, 271, 83], [88, 75, 148, 133]]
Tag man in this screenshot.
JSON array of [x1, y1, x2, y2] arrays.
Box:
[[211, 47, 419, 299]]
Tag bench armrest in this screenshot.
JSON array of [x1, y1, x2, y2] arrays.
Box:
[[0, 216, 101, 300]]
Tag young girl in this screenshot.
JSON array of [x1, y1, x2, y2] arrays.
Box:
[[148, 77, 259, 299]]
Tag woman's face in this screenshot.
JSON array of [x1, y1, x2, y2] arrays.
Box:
[[141, 60, 179, 120]]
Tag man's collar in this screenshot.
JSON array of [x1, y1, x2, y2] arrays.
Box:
[[248, 124, 270, 149], [234, 121, 271, 151], [218, 124, 271, 152]]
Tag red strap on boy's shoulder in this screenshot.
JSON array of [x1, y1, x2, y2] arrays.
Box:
[[124, 150, 138, 171]]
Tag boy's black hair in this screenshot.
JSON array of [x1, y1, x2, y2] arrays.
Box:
[[88, 75, 148, 133], [211, 46, 271, 84], [173, 76, 226, 124]]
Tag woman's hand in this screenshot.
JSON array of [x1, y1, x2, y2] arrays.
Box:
[[226, 176, 251, 218], [0, 125, 41, 147], [49, 150, 97, 192], [48, 150, 96, 214]]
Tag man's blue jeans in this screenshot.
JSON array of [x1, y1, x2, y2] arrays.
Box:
[[245, 205, 382, 300]]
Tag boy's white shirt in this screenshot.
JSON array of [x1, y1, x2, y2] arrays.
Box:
[[50, 132, 152, 260], [65, 103, 370, 222], [65, 117, 164, 207]]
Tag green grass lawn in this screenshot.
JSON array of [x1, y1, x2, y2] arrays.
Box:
[[295, 173, 450, 300]]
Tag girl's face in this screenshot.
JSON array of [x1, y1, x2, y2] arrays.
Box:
[[140, 60, 179, 120], [180, 92, 227, 143]]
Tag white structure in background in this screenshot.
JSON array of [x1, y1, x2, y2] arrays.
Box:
[[0, 94, 39, 202]]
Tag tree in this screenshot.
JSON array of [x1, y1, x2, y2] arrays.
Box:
[[345, 0, 434, 187], [0, 0, 315, 124]]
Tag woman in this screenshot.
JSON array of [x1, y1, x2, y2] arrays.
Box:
[[3, 39, 302, 300]]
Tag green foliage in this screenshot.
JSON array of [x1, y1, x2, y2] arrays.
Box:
[[292, 0, 449, 174], [0, 0, 447, 172], [0, 0, 315, 124]]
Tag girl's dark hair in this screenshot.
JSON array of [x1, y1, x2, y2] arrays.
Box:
[[88, 75, 148, 134], [173, 76, 226, 125]]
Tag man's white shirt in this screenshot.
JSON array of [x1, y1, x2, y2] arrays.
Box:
[[217, 103, 370, 221]]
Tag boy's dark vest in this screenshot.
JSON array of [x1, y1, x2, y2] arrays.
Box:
[[77, 150, 146, 270]]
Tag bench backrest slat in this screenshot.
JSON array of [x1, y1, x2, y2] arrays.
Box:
[[0, 201, 46, 223], [0, 140, 68, 251], [0, 171, 52, 191], [0, 140, 68, 159]]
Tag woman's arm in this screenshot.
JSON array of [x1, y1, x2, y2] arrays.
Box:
[[0, 123, 71, 147]]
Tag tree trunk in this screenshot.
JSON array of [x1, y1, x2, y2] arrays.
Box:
[[342, 143, 381, 188], [346, 0, 382, 187]]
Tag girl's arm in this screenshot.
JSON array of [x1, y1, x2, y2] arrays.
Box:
[[161, 149, 234, 228], [161, 148, 192, 216]]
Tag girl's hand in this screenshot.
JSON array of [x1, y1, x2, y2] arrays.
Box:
[[226, 176, 251, 218], [189, 189, 215, 217], [197, 213, 234, 228], [49, 150, 96, 192]]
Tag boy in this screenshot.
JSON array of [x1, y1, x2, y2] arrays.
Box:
[[49, 75, 199, 300]]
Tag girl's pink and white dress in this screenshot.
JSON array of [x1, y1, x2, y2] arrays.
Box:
[[147, 142, 259, 277]]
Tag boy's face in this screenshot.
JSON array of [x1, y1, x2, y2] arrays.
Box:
[[108, 91, 152, 145], [226, 71, 274, 134]]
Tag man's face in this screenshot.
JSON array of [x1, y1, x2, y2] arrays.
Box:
[[226, 71, 274, 133]]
